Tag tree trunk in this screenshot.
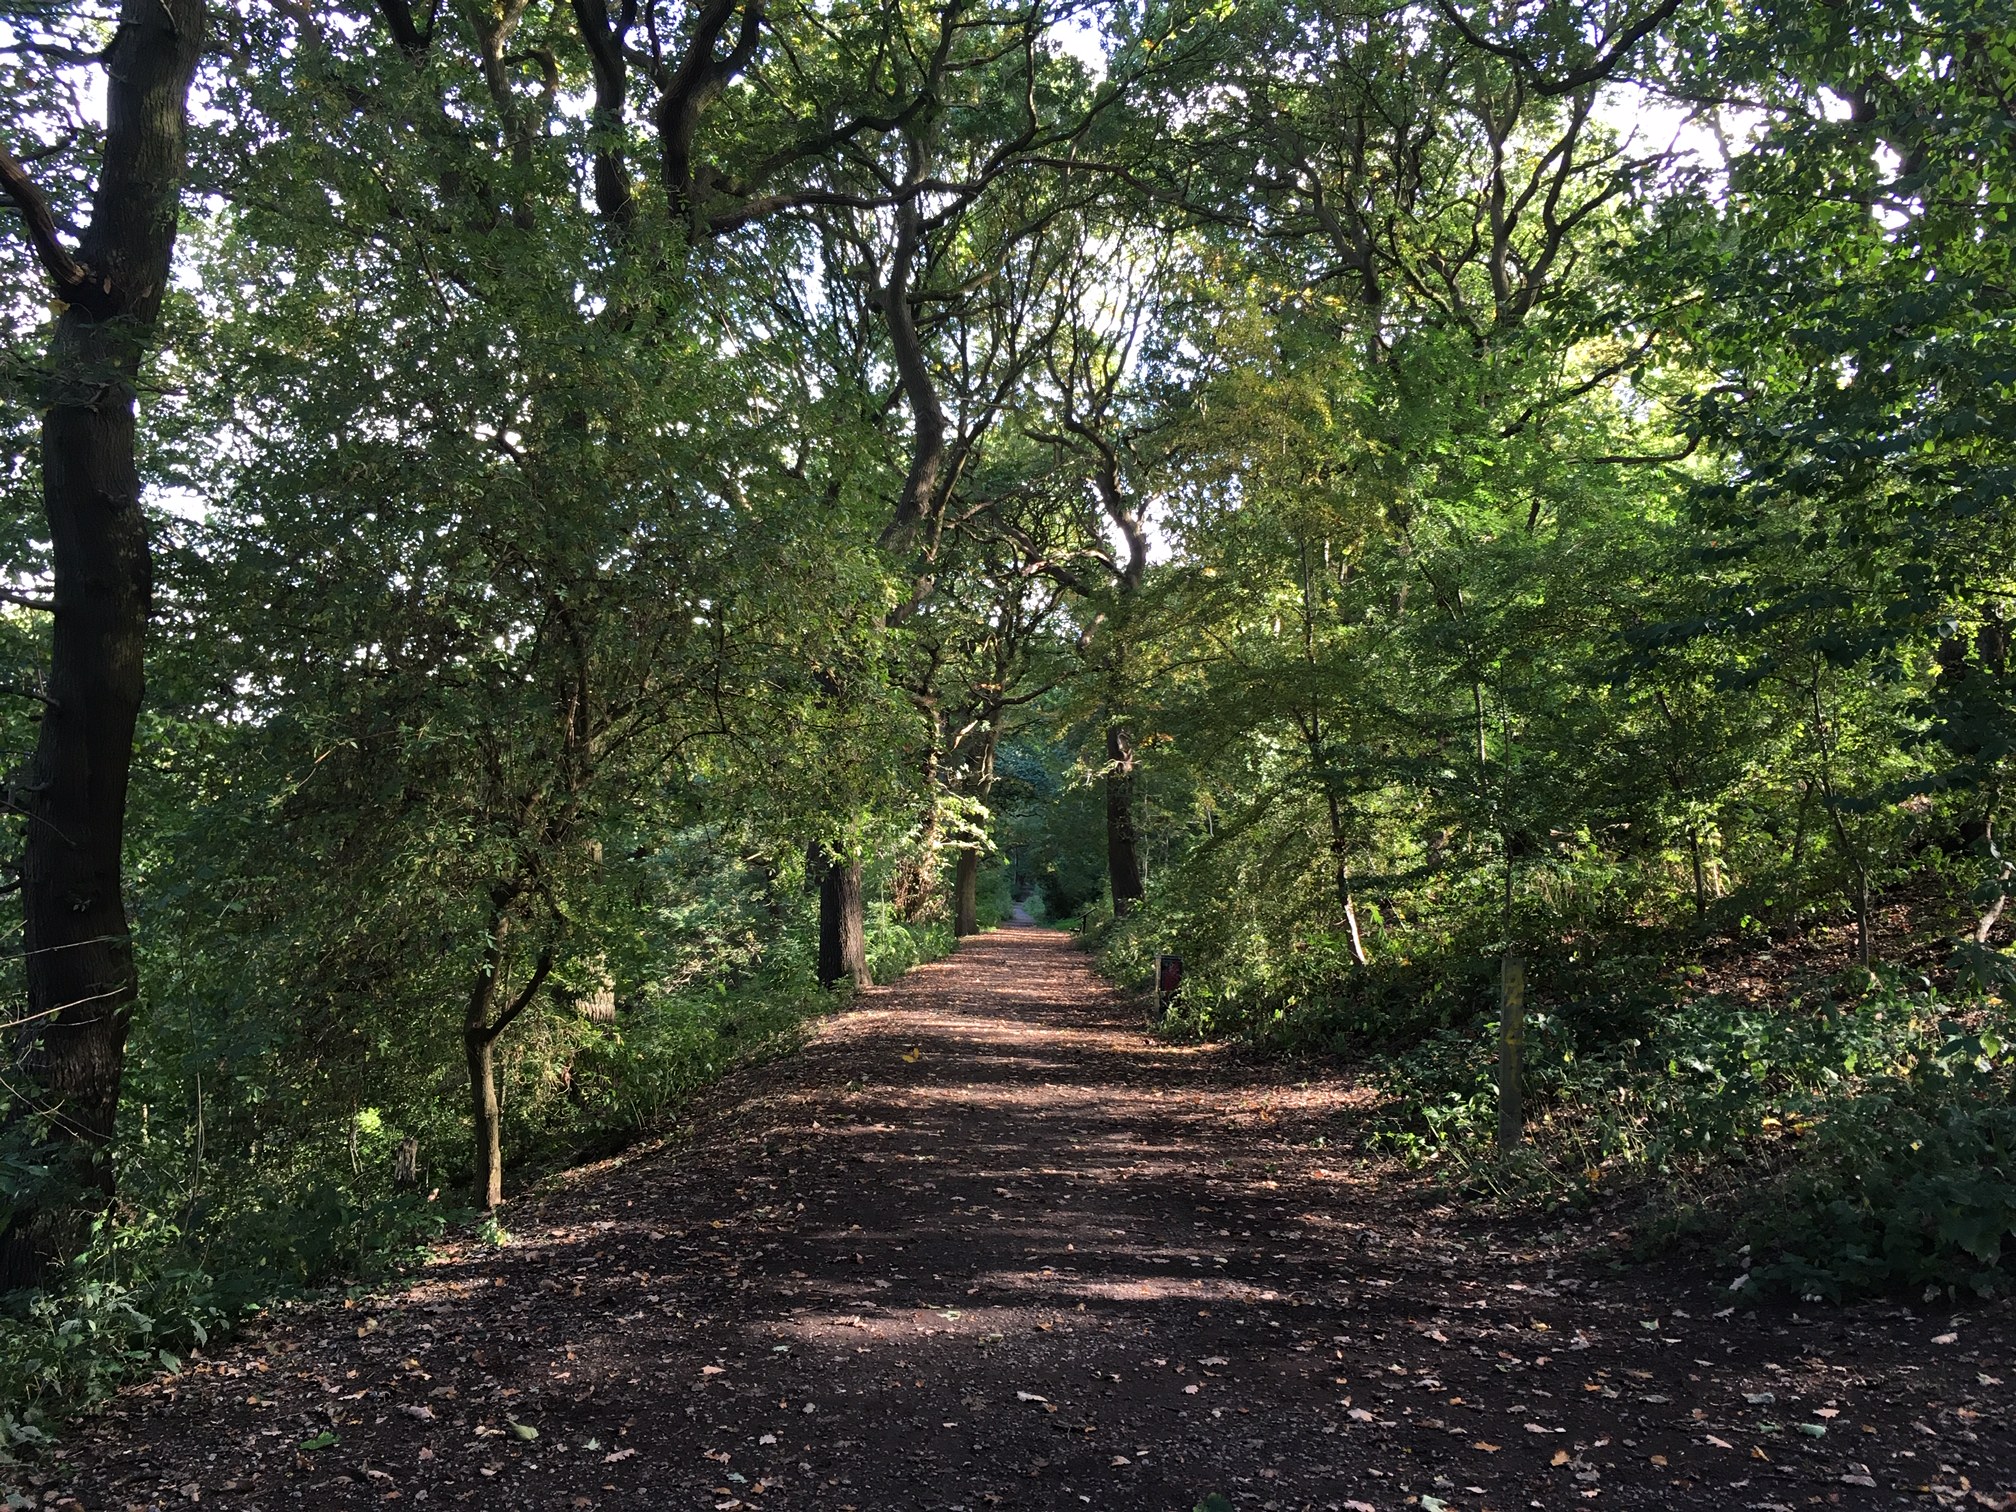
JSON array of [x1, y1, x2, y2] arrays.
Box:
[[0, 0, 205, 1291], [953, 848, 980, 937], [462, 911, 509, 1211], [1973, 815, 2010, 943], [893, 703, 943, 922], [1337, 858, 1369, 967], [1320, 786, 1369, 967], [1106, 721, 1145, 917], [456, 893, 550, 1211], [817, 849, 870, 989], [464, 1026, 505, 1211]]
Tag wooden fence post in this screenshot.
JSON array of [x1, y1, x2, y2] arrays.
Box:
[[1497, 954, 1526, 1154]]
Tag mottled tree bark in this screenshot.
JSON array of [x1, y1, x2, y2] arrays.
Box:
[[814, 846, 870, 990], [463, 1030, 505, 1210], [1106, 722, 1145, 917]]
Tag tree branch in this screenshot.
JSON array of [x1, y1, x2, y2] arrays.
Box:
[[1429, 0, 1685, 96], [485, 945, 555, 1041], [0, 140, 94, 303]]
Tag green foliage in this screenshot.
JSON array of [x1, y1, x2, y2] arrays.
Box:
[[865, 908, 957, 986], [998, 736, 1110, 922], [1364, 973, 2016, 1296], [1743, 1028, 2016, 1300], [1038, 0, 2016, 1312], [974, 858, 1017, 928], [0, 1215, 232, 1453]]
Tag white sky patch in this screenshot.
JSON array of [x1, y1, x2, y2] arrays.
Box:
[[1048, 10, 1108, 77], [1593, 82, 1762, 188]]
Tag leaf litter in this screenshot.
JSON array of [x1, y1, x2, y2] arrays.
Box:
[[40, 927, 2016, 1510]]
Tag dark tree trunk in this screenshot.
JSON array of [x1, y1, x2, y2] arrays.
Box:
[[953, 849, 980, 937], [815, 848, 870, 989], [1106, 721, 1145, 917], [0, 0, 204, 1291]]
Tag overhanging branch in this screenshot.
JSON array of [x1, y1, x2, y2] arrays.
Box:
[[0, 141, 95, 304]]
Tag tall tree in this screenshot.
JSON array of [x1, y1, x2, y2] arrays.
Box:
[[0, 0, 205, 1287]]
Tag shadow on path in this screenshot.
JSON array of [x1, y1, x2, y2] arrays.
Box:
[[54, 925, 2016, 1510]]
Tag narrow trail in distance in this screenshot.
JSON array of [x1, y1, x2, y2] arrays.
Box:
[[54, 925, 2016, 1510]]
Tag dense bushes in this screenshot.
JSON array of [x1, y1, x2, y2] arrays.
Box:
[[1362, 967, 2015, 1299]]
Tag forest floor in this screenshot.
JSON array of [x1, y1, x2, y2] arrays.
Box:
[[42, 924, 2016, 1512]]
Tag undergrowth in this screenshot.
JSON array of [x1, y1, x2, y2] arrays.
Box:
[[1099, 891, 2016, 1302], [1368, 975, 2016, 1300]]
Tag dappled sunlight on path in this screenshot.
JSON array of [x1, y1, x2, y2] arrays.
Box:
[[57, 924, 2016, 1511]]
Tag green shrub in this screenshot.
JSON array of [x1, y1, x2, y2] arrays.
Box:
[[975, 860, 1016, 928], [1743, 1030, 2016, 1299], [566, 972, 826, 1140], [865, 906, 954, 982], [1363, 970, 2016, 1298]]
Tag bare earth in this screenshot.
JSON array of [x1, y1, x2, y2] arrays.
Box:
[[45, 924, 2016, 1510]]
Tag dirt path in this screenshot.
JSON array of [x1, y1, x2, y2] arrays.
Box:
[[47, 925, 2016, 1510]]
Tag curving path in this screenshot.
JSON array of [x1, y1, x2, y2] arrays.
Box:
[[47, 924, 2016, 1510]]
